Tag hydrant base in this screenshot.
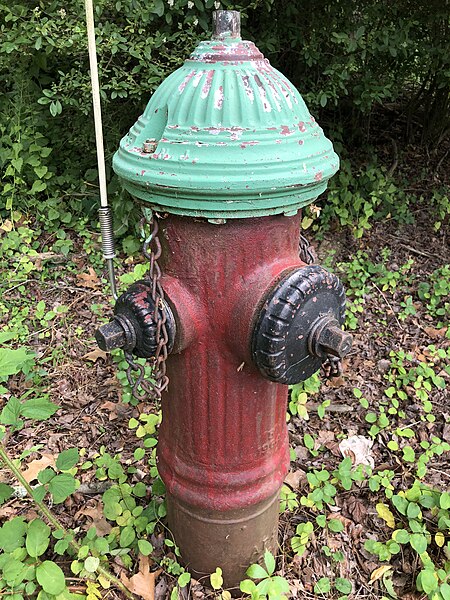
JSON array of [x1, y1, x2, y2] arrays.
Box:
[[167, 491, 280, 590]]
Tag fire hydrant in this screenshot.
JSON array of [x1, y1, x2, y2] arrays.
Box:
[[96, 10, 352, 588]]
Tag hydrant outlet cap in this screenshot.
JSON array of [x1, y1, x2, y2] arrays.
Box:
[[113, 12, 339, 220], [252, 265, 348, 384]]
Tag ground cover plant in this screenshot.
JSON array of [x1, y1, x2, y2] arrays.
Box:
[[0, 141, 448, 598], [0, 1, 449, 599]]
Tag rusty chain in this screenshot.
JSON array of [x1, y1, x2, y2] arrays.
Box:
[[123, 213, 169, 401], [299, 233, 344, 379]]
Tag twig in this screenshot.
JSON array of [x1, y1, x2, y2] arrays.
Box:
[[0, 444, 135, 600], [370, 282, 402, 328], [397, 243, 435, 259], [387, 137, 399, 178]]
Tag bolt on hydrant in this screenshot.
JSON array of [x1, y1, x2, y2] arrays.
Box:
[[96, 10, 352, 589]]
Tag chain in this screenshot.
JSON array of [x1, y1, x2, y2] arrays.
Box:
[[299, 232, 343, 379], [123, 213, 169, 401], [299, 234, 315, 266]]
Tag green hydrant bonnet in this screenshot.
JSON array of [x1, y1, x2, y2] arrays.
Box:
[[113, 12, 339, 219]]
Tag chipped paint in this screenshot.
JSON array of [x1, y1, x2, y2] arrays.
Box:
[[214, 85, 224, 110], [201, 70, 215, 99], [240, 141, 259, 148], [179, 70, 197, 93], [241, 75, 254, 104], [112, 26, 339, 219], [254, 74, 271, 112]]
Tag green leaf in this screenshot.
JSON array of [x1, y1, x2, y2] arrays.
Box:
[[84, 556, 99, 573], [328, 518, 344, 533], [0, 517, 27, 552], [36, 561, 66, 595], [402, 446, 415, 462], [119, 526, 136, 548], [0, 482, 14, 503], [419, 569, 438, 594], [21, 397, 58, 420], [178, 571, 191, 588], [0, 396, 22, 426], [30, 180, 47, 194], [38, 468, 56, 484], [440, 492, 450, 509], [410, 533, 427, 555], [137, 539, 153, 556], [210, 567, 223, 590], [314, 577, 331, 593], [335, 578, 352, 594], [48, 474, 76, 503], [246, 563, 269, 580], [392, 529, 410, 544], [26, 518, 51, 557], [56, 448, 79, 471], [440, 582, 450, 600], [263, 550, 275, 576], [240, 579, 257, 594]]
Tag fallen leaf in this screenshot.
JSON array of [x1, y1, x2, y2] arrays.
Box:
[[75, 501, 112, 535], [284, 469, 306, 490], [0, 220, 13, 234], [424, 326, 447, 339], [345, 495, 367, 524], [100, 401, 119, 421], [376, 503, 396, 528], [23, 454, 55, 483], [370, 565, 392, 583], [76, 268, 100, 289], [83, 349, 108, 362], [120, 555, 161, 600]]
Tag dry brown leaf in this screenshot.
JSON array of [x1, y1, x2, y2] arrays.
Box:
[[424, 326, 448, 339], [120, 555, 161, 600], [23, 454, 55, 483], [76, 504, 112, 536], [0, 220, 13, 234], [83, 348, 108, 362], [346, 495, 367, 524], [284, 469, 306, 490], [100, 401, 119, 421], [76, 268, 100, 289]]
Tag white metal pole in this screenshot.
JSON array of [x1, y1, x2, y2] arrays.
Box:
[[84, 0, 118, 299]]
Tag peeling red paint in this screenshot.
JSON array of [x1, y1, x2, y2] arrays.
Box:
[[241, 75, 254, 104], [214, 85, 224, 110], [314, 171, 323, 182], [254, 74, 271, 112], [280, 125, 293, 136], [179, 70, 197, 94], [298, 122, 306, 132], [201, 70, 215, 99], [240, 141, 259, 148]]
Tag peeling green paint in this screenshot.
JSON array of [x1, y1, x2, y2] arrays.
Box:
[[113, 35, 339, 219]]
